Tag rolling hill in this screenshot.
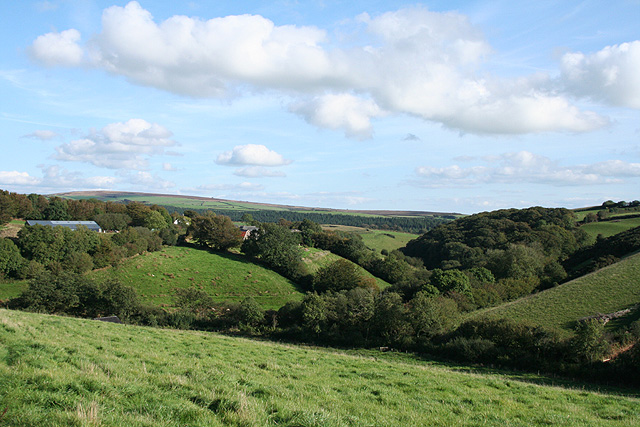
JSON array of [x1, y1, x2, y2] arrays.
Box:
[[55, 190, 459, 218], [89, 246, 305, 310], [1, 308, 638, 426], [471, 252, 640, 336]]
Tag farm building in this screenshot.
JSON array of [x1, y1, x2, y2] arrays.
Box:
[[239, 225, 258, 240], [25, 220, 103, 232]]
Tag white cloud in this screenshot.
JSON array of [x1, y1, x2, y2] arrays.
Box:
[[23, 130, 60, 140], [290, 94, 384, 139], [121, 171, 175, 190], [162, 162, 177, 171], [29, 29, 83, 66], [233, 166, 286, 178], [561, 41, 640, 109], [0, 171, 41, 186], [194, 182, 265, 192], [216, 144, 291, 167], [41, 165, 118, 188], [584, 160, 640, 177], [29, 2, 620, 136], [415, 151, 637, 187], [55, 118, 176, 169]]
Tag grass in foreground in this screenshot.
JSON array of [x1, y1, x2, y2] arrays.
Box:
[[472, 252, 640, 336], [90, 246, 304, 310], [1, 308, 639, 426]]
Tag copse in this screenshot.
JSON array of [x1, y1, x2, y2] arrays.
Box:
[[241, 222, 307, 280], [401, 206, 589, 287], [187, 212, 243, 251]]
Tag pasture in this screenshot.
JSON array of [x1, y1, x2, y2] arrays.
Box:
[[1, 308, 638, 426]]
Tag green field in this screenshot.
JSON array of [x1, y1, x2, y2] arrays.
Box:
[[0, 279, 27, 301], [89, 246, 304, 310], [472, 252, 640, 336], [321, 225, 418, 253], [61, 193, 405, 219], [580, 218, 640, 238], [1, 308, 638, 426], [301, 247, 391, 289]]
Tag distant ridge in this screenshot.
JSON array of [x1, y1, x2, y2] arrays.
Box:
[[54, 190, 461, 218]]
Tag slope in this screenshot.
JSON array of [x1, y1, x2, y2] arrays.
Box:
[[89, 246, 304, 310], [471, 252, 640, 336], [1, 308, 638, 426]]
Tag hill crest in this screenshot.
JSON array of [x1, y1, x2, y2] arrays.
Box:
[[53, 190, 460, 217]]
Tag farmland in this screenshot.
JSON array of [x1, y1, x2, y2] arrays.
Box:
[[471, 252, 640, 336], [1, 308, 638, 426], [89, 246, 304, 310]]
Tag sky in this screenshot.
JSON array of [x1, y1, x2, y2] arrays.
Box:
[[1, 1, 639, 214]]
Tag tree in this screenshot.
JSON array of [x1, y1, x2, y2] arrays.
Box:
[[372, 292, 412, 347], [188, 213, 243, 251], [0, 238, 24, 278], [242, 222, 306, 279], [94, 213, 131, 231], [430, 269, 472, 297], [237, 297, 265, 328], [301, 292, 327, 335], [10, 271, 82, 313], [313, 259, 367, 293], [572, 319, 610, 363], [408, 292, 459, 338], [144, 210, 169, 230], [174, 286, 214, 317], [43, 198, 71, 220], [126, 202, 153, 227]]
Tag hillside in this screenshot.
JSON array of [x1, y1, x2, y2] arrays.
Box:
[[56, 191, 459, 218], [471, 252, 640, 336], [89, 246, 304, 310], [1, 308, 638, 426]]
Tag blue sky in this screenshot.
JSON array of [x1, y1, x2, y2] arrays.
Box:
[[1, 1, 639, 214]]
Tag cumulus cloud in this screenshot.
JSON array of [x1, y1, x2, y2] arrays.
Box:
[[216, 144, 291, 167], [290, 94, 384, 139], [29, 29, 84, 66], [29, 1, 630, 135], [55, 118, 176, 169], [0, 166, 119, 190], [561, 41, 640, 109], [0, 171, 41, 186], [415, 151, 639, 187], [41, 165, 118, 188], [162, 162, 177, 171], [23, 130, 60, 140]]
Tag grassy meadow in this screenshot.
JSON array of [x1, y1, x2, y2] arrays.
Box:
[[1, 308, 639, 427], [300, 247, 390, 290], [472, 252, 640, 336], [90, 246, 304, 310], [322, 225, 418, 253], [580, 218, 640, 239]]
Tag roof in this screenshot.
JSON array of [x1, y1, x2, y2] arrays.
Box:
[[26, 220, 102, 231]]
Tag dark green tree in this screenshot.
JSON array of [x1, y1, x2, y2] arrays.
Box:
[[174, 286, 214, 317], [242, 222, 306, 279], [313, 259, 366, 293], [0, 238, 24, 278], [188, 213, 243, 251]]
